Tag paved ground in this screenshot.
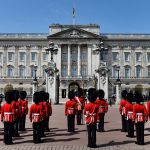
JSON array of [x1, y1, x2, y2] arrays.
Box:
[[0, 100, 150, 149]]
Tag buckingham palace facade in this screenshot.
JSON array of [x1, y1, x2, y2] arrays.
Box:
[[1, 24, 150, 98]]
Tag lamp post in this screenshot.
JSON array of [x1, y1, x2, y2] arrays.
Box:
[[93, 39, 109, 99], [94, 39, 108, 62], [45, 42, 58, 62], [115, 65, 121, 104], [45, 42, 59, 104]]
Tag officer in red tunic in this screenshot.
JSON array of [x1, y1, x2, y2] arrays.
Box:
[[1, 91, 15, 144], [125, 92, 134, 137], [75, 88, 85, 125], [12, 90, 20, 137], [147, 95, 150, 119], [95, 89, 108, 132], [45, 92, 52, 132], [65, 91, 77, 132], [29, 92, 43, 143], [119, 90, 128, 132], [39, 91, 47, 137], [84, 88, 99, 148], [133, 92, 148, 145], [18, 91, 28, 131]]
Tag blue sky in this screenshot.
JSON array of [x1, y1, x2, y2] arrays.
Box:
[[0, 0, 150, 33]]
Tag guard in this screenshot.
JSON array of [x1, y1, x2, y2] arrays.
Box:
[[125, 92, 134, 137], [75, 88, 85, 125], [1, 91, 15, 145], [119, 90, 128, 132], [65, 91, 77, 132], [133, 92, 148, 145], [84, 88, 99, 148], [95, 89, 108, 132], [19, 91, 28, 131], [29, 92, 43, 143]]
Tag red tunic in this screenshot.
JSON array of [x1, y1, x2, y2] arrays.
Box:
[[45, 102, 52, 117], [84, 102, 99, 124], [29, 103, 43, 122], [39, 101, 46, 119], [147, 100, 150, 115], [75, 97, 85, 110], [65, 99, 77, 116], [125, 102, 134, 120], [1, 103, 15, 122], [132, 103, 148, 123], [19, 99, 28, 115], [119, 99, 128, 115]]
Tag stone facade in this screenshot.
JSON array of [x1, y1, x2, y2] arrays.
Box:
[[0, 24, 150, 99]]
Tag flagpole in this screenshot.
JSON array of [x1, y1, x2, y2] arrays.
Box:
[[72, 7, 75, 25]]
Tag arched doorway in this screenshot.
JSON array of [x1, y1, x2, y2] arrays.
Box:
[[69, 82, 80, 93]]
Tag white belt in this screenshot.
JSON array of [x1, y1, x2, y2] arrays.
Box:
[[128, 111, 133, 114], [4, 112, 13, 115], [33, 113, 40, 116]]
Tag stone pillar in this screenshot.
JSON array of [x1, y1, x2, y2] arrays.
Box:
[[78, 44, 81, 76], [88, 45, 92, 76], [68, 45, 71, 76], [116, 84, 121, 104]]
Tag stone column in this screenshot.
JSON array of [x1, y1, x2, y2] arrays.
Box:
[[78, 44, 81, 76], [116, 84, 121, 104], [68, 45, 71, 76], [88, 45, 92, 76]]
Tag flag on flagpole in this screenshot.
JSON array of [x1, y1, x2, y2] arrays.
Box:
[[73, 7, 75, 18]]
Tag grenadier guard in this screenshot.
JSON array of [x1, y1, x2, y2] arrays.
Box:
[[133, 92, 148, 145], [18, 91, 28, 131], [147, 95, 150, 119], [45, 92, 52, 132], [75, 88, 85, 125], [95, 89, 108, 132], [39, 91, 46, 137], [125, 92, 134, 137], [11, 90, 20, 137], [65, 91, 77, 132], [119, 90, 128, 132], [1, 91, 15, 144], [29, 92, 43, 143], [84, 88, 99, 148]]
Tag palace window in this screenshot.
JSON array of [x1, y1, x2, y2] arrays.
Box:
[[136, 66, 141, 78], [61, 45, 68, 62], [19, 66, 25, 77], [124, 66, 130, 78], [136, 52, 142, 62], [61, 65, 68, 77], [147, 53, 150, 62], [31, 67, 35, 77], [19, 52, 25, 62], [81, 65, 87, 76], [7, 66, 13, 77], [112, 52, 119, 62], [8, 52, 14, 62], [112, 66, 118, 78], [31, 52, 37, 62], [0, 53, 2, 63], [71, 65, 77, 77], [124, 52, 130, 62], [148, 66, 150, 77]]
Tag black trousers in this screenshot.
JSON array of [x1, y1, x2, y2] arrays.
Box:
[[87, 124, 96, 147], [33, 123, 41, 143], [98, 113, 105, 132], [135, 122, 144, 145], [77, 110, 83, 125], [19, 114, 26, 131], [45, 116, 50, 131], [121, 115, 127, 132], [13, 118, 19, 136], [127, 119, 134, 137], [41, 119, 46, 136], [4, 122, 13, 144], [67, 115, 75, 132]]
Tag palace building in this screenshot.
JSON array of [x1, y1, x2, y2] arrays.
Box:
[[0, 24, 150, 99]]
